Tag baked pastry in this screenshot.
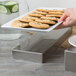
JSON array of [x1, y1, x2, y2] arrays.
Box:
[[23, 16, 38, 20], [46, 14, 62, 18], [48, 12, 63, 15], [51, 9, 64, 12], [29, 21, 50, 29], [37, 9, 64, 13], [12, 8, 64, 29], [34, 11, 47, 15], [18, 16, 33, 23], [37, 9, 51, 12], [28, 13, 43, 17], [12, 20, 29, 28], [41, 16, 59, 21], [35, 19, 56, 24]]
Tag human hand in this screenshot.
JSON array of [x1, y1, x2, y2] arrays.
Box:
[[55, 8, 76, 29]]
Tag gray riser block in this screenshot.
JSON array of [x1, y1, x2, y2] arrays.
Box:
[[65, 47, 76, 72], [12, 39, 57, 63]]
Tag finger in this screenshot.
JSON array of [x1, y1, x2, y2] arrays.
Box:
[[58, 8, 72, 22], [62, 16, 76, 27], [63, 19, 76, 27], [58, 13, 67, 22], [55, 17, 75, 29], [55, 17, 71, 29], [63, 17, 71, 25]]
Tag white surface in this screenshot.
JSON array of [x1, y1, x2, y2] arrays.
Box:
[[1, 7, 65, 32], [68, 35, 76, 47], [27, 0, 76, 10]]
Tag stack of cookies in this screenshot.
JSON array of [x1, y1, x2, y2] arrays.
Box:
[[12, 8, 65, 29]]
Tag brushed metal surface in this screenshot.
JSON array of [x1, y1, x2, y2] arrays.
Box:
[[13, 39, 56, 63], [12, 29, 72, 63], [65, 46, 76, 72]]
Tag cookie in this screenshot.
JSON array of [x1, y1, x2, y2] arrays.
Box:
[[18, 16, 33, 23], [46, 14, 62, 18], [29, 21, 50, 29], [12, 20, 29, 28], [41, 16, 59, 21], [23, 16, 38, 20], [28, 13, 43, 17], [48, 12, 63, 15], [35, 19, 56, 24], [37, 9, 65, 13], [51, 9, 64, 12], [34, 11, 47, 15], [37, 9, 51, 12]]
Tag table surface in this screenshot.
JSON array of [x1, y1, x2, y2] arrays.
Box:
[[0, 45, 76, 76]]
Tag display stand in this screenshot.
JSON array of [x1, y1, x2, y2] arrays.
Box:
[[12, 29, 71, 63]]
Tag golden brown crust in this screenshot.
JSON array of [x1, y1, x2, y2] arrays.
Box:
[[37, 9, 65, 13], [37, 9, 51, 12], [23, 16, 39, 20], [51, 9, 65, 12], [28, 13, 43, 17], [41, 16, 59, 21], [12, 20, 29, 28], [34, 11, 47, 15], [48, 12, 63, 15], [46, 14, 62, 18], [18, 16, 33, 23], [35, 19, 56, 24], [29, 21, 50, 29]]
